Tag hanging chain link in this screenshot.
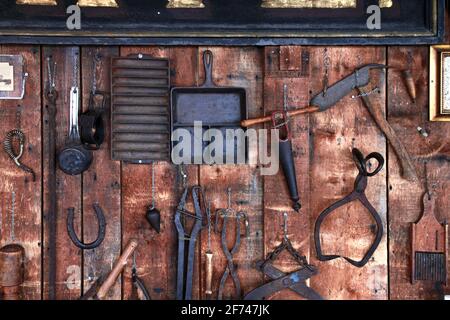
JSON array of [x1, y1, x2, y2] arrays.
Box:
[[179, 164, 187, 188], [15, 105, 22, 130], [227, 187, 232, 210], [92, 51, 100, 94], [207, 200, 212, 251], [262, 212, 311, 270], [151, 163, 156, 209], [283, 212, 288, 241], [351, 87, 379, 99], [322, 48, 331, 95], [10, 191, 16, 241], [73, 50, 79, 89], [47, 56, 56, 94]]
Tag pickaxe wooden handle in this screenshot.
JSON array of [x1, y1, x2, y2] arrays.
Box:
[[241, 106, 319, 127], [358, 88, 418, 182], [96, 239, 138, 300]]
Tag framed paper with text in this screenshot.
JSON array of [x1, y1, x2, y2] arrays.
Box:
[[430, 45, 450, 122]]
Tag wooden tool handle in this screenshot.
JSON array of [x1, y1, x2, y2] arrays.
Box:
[[358, 89, 418, 182], [402, 70, 416, 103], [96, 239, 138, 300], [240, 106, 319, 128], [241, 115, 273, 128], [205, 252, 213, 297]]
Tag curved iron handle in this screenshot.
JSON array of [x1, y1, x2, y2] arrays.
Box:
[[217, 211, 242, 300], [314, 191, 384, 268], [67, 204, 107, 250], [201, 50, 215, 88], [314, 149, 385, 268], [132, 273, 151, 300]]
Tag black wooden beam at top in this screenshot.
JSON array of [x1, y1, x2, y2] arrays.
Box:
[[0, 0, 445, 46]]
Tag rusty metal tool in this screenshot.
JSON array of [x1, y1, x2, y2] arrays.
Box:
[[242, 64, 417, 182], [217, 210, 249, 300], [111, 54, 170, 163], [174, 170, 206, 300], [357, 87, 418, 182], [245, 213, 322, 300], [205, 200, 213, 299], [3, 129, 35, 181], [66, 204, 107, 250], [412, 193, 448, 285], [314, 148, 385, 268], [0, 244, 25, 300], [214, 188, 249, 300], [45, 56, 58, 300], [411, 164, 448, 285], [3, 106, 35, 181], [274, 84, 301, 212], [131, 251, 151, 300], [171, 50, 248, 164], [81, 239, 138, 300], [244, 261, 322, 300], [241, 64, 384, 128]]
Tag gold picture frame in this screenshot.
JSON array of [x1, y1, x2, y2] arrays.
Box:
[[430, 45, 450, 122]]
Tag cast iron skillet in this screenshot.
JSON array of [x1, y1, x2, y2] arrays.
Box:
[[170, 50, 247, 164]]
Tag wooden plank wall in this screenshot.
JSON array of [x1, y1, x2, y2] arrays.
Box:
[[0, 44, 449, 300]]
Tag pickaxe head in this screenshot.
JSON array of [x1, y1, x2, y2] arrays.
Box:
[[310, 64, 387, 111], [353, 63, 387, 88]]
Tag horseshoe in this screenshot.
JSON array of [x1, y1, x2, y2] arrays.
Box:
[[67, 204, 107, 250]]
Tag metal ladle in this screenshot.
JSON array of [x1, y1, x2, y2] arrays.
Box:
[[58, 86, 93, 175]]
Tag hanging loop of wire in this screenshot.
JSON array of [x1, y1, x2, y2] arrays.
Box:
[[3, 129, 36, 181]]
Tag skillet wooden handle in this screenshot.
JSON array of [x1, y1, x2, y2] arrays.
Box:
[[240, 106, 319, 128], [205, 252, 213, 297], [358, 88, 418, 182], [96, 239, 138, 300]]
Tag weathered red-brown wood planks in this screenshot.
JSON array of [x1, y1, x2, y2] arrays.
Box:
[[387, 47, 450, 300], [42, 47, 82, 300], [0, 44, 448, 300], [308, 47, 388, 300], [262, 46, 313, 300], [0, 45, 41, 300], [198, 47, 264, 300], [120, 46, 199, 300], [81, 47, 121, 299]]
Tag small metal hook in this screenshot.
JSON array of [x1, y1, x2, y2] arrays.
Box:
[[283, 212, 288, 241], [179, 164, 187, 187], [132, 250, 138, 276], [237, 211, 250, 238], [283, 84, 288, 112]]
